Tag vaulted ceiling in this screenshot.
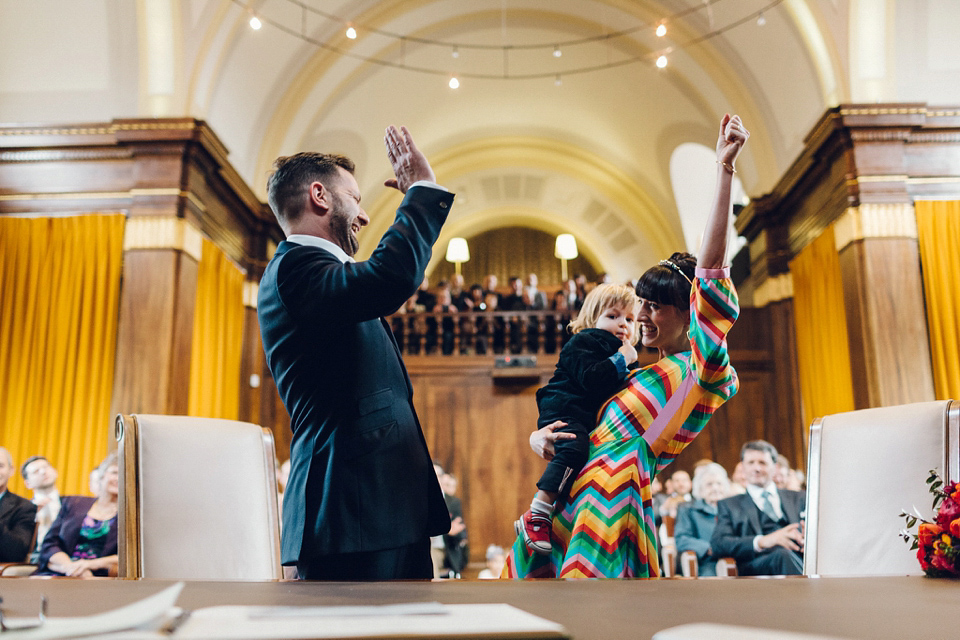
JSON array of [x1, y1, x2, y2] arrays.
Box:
[[3, 0, 939, 282]]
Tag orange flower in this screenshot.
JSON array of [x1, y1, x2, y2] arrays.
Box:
[[951, 518, 960, 538], [918, 522, 943, 546]]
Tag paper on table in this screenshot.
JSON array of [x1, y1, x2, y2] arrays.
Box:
[[247, 602, 448, 618], [0, 582, 184, 640], [653, 623, 850, 640], [175, 603, 569, 639]]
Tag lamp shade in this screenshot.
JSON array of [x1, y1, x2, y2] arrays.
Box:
[[554, 234, 579, 260], [445, 237, 470, 263]]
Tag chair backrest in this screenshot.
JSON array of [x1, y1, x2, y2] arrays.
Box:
[[804, 400, 959, 576], [116, 414, 282, 580]]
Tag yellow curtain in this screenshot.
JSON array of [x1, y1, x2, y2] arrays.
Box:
[[790, 223, 856, 426], [0, 214, 125, 497], [915, 200, 960, 400], [187, 238, 245, 419]]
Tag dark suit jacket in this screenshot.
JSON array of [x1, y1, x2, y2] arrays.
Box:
[[710, 489, 805, 563], [34, 495, 118, 576], [0, 490, 37, 562], [258, 186, 454, 563]]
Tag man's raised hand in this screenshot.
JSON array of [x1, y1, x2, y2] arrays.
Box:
[[383, 125, 436, 193]]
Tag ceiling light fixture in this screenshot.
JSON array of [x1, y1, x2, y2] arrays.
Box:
[[449, 76, 460, 89], [452, 46, 459, 58], [345, 24, 357, 39], [756, 12, 766, 26], [553, 45, 562, 58], [656, 55, 668, 68], [656, 23, 667, 37], [249, 16, 262, 30]]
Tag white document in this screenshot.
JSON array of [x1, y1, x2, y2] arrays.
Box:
[[175, 602, 568, 639]]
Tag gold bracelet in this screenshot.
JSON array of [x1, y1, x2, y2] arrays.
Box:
[[716, 160, 737, 174]]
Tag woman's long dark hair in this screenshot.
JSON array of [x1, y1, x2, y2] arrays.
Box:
[[635, 251, 697, 310]]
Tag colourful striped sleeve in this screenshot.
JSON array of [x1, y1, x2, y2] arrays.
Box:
[[688, 266, 739, 395]]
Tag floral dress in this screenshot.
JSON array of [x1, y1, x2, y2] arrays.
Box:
[[505, 267, 739, 578]]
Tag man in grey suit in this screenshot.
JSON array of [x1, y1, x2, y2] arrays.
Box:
[[258, 126, 453, 580], [710, 440, 805, 575]]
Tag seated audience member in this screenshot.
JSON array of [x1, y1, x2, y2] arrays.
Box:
[[440, 472, 468, 578], [450, 273, 472, 311], [728, 461, 747, 495], [34, 453, 119, 577], [89, 467, 102, 496], [775, 454, 804, 492], [501, 276, 527, 311], [432, 286, 457, 355], [710, 440, 805, 576], [524, 273, 547, 310], [0, 447, 38, 563], [21, 455, 61, 564], [415, 275, 437, 311], [478, 544, 506, 579], [674, 462, 731, 576], [659, 469, 693, 522], [482, 274, 501, 307]]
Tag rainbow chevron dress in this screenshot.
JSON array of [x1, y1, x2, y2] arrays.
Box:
[[505, 267, 739, 579]]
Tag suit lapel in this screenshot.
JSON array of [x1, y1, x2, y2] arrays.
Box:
[[779, 490, 800, 523], [380, 318, 413, 398], [742, 494, 763, 535]]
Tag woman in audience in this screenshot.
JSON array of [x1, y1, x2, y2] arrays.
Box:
[[33, 453, 119, 577], [674, 462, 731, 576], [505, 114, 748, 578]]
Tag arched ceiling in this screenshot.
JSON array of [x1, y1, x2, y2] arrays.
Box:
[[0, 0, 850, 281]]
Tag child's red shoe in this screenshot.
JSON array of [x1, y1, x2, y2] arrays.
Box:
[[514, 509, 553, 555]]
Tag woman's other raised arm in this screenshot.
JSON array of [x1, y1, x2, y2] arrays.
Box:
[[699, 114, 749, 270]]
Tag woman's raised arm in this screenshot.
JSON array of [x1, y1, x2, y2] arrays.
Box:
[[698, 114, 749, 270]]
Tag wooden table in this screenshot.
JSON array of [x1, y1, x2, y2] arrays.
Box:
[[1, 575, 957, 639]]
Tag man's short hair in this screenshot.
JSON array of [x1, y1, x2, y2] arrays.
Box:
[[266, 152, 355, 224], [740, 439, 778, 462], [20, 455, 47, 480]]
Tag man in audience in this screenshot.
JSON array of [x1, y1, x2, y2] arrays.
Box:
[[440, 471, 468, 577], [524, 273, 547, 310], [449, 273, 472, 311], [0, 447, 38, 563], [710, 440, 805, 576], [257, 128, 452, 580], [21, 455, 60, 563], [482, 274, 501, 306]]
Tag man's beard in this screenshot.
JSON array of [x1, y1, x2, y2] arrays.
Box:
[[329, 194, 359, 256]]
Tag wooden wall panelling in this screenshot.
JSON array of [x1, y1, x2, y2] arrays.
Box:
[[838, 237, 935, 408], [110, 249, 198, 416]]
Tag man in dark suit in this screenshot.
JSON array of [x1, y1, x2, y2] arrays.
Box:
[[0, 447, 38, 563], [710, 440, 805, 576], [258, 126, 453, 580]]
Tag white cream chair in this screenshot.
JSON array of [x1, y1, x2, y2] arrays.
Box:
[[116, 414, 282, 580], [804, 400, 959, 576]]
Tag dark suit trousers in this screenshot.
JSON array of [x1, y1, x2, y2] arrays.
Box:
[[739, 546, 803, 576], [296, 538, 433, 581]]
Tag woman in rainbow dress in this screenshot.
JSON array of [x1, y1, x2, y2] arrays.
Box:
[[505, 114, 749, 579]]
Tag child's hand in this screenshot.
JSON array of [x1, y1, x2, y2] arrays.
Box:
[[618, 340, 638, 365]]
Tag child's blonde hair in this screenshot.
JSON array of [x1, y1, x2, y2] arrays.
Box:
[[568, 283, 640, 345]]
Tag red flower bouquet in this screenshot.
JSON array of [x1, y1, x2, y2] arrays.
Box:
[[900, 470, 960, 578]]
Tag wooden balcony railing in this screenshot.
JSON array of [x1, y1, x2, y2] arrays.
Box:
[[386, 309, 579, 356]]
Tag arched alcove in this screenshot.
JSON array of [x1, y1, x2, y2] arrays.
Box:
[[428, 226, 598, 288]]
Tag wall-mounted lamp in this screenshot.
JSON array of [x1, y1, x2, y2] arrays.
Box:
[[554, 234, 578, 282], [445, 237, 470, 275]]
